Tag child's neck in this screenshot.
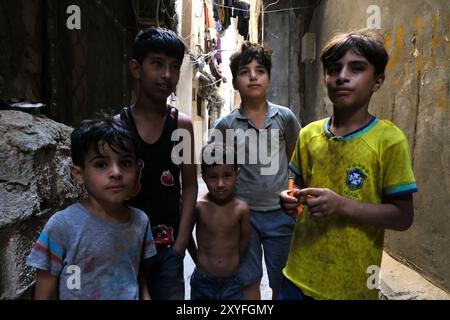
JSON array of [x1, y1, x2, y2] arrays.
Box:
[[81, 198, 130, 224], [133, 93, 167, 117], [207, 192, 235, 207], [331, 107, 373, 137], [241, 99, 268, 129], [241, 98, 267, 113]]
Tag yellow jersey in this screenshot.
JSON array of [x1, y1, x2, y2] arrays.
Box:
[[285, 117, 418, 299]]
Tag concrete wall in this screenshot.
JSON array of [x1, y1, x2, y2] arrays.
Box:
[[304, 0, 449, 292], [262, 0, 312, 124]]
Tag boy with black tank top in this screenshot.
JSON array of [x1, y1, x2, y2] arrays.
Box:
[[116, 27, 198, 300]]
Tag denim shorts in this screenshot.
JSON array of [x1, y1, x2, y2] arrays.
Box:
[[143, 246, 185, 300], [276, 276, 314, 300], [190, 268, 243, 300], [238, 208, 295, 293]]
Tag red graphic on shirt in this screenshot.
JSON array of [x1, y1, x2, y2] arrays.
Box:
[[153, 225, 174, 245], [160, 170, 174, 187], [169, 108, 177, 119]]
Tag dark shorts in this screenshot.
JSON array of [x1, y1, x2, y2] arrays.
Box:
[[143, 246, 185, 300], [238, 208, 295, 293], [190, 268, 243, 300], [276, 276, 314, 300]]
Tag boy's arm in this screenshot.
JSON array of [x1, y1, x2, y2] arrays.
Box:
[[34, 269, 58, 300], [285, 143, 295, 162], [300, 188, 414, 231], [187, 205, 199, 265], [238, 203, 251, 259], [138, 268, 151, 300], [187, 233, 198, 265], [173, 113, 198, 255]]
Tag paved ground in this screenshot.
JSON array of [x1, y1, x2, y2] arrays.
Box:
[[183, 177, 272, 300]]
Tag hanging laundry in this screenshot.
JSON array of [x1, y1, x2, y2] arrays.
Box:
[[213, 0, 220, 20], [222, 0, 233, 30], [204, 29, 212, 53], [234, 1, 250, 39], [219, 0, 225, 26], [214, 35, 222, 64], [204, 1, 214, 29], [215, 19, 222, 32]]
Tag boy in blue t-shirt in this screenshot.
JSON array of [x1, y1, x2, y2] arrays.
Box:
[[27, 118, 156, 299]]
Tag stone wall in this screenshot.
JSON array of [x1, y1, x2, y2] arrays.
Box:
[[0, 110, 82, 299]]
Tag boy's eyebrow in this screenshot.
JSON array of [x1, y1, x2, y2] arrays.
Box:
[[237, 64, 266, 71], [147, 53, 180, 63], [328, 59, 369, 67], [87, 152, 135, 162], [87, 154, 107, 162], [349, 60, 369, 65]]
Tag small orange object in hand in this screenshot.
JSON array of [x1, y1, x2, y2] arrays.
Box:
[[288, 177, 305, 221]]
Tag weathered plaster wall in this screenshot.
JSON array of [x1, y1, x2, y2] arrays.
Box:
[[263, 0, 311, 123], [304, 0, 449, 292]]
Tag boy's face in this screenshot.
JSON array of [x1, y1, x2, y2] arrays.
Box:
[[324, 50, 384, 111], [129, 52, 181, 103], [71, 142, 142, 207], [202, 164, 239, 202], [233, 59, 271, 101]]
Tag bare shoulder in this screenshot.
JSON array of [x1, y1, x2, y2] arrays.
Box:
[[234, 198, 250, 216], [196, 195, 209, 208], [178, 112, 193, 130]]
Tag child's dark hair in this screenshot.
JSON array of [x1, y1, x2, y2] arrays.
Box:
[[133, 27, 186, 63], [229, 41, 272, 81], [71, 118, 138, 167], [201, 143, 238, 173], [321, 29, 389, 76]]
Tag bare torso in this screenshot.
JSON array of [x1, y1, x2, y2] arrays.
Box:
[[195, 195, 248, 277]]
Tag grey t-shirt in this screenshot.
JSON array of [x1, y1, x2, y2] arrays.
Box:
[[212, 102, 301, 211], [27, 203, 156, 300]]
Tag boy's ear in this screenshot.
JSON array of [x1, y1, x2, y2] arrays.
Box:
[[129, 59, 141, 79], [129, 159, 144, 199], [372, 74, 385, 92], [71, 165, 85, 186]]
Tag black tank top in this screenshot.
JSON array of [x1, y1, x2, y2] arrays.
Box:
[[120, 106, 181, 248]]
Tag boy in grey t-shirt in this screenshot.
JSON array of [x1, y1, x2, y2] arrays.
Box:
[[211, 42, 301, 299], [27, 119, 156, 299]]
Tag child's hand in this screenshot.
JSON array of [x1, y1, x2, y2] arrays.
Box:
[[300, 188, 344, 218], [280, 189, 301, 217]]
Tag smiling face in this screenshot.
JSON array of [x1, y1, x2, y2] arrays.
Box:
[[202, 164, 239, 203], [324, 50, 384, 112], [71, 142, 142, 207], [129, 52, 181, 104], [233, 59, 271, 101]]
